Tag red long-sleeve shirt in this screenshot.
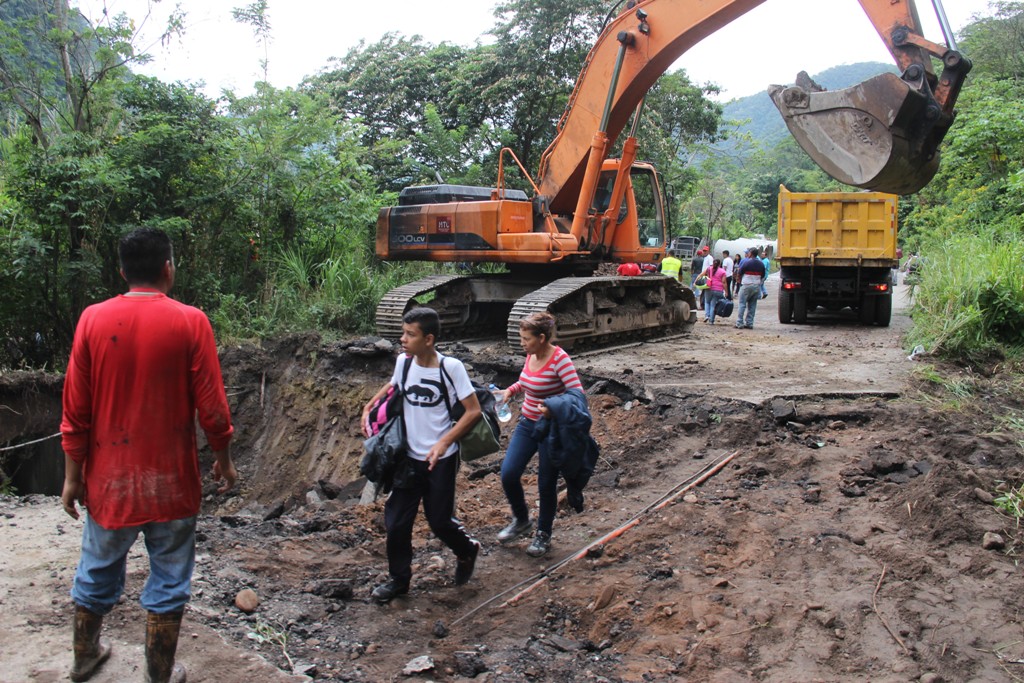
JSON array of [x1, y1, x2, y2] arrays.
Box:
[[61, 290, 233, 529]]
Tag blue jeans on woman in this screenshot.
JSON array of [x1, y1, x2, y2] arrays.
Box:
[[501, 416, 559, 535], [71, 514, 196, 616], [704, 289, 725, 323]]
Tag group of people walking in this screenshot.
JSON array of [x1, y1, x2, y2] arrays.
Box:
[[59, 224, 783, 681], [684, 245, 771, 329], [359, 309, 592, 604], [57, 226, 597, 682]]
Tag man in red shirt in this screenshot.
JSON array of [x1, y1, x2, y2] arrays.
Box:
[[616, 262, 642, 276], [61, 227, 235, 683]]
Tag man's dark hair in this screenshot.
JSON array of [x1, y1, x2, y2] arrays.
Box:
[[119, 227, 173, 285], [402, 307, 441, 340]]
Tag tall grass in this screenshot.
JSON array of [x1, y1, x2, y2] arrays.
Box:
[[210, 242, 441, 343], [906, 235, 1024, 362]]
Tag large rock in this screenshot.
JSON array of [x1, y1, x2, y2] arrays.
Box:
[[771, 399, 797, 423], [402, 655, 434, 675], [982, 532, 1006, 550], [235, 588, 259, 613]]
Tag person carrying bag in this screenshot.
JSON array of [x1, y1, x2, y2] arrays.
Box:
[[358, 307, 482, 604]]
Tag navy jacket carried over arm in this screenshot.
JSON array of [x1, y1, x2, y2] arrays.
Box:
[[536, 388, 600, 489]]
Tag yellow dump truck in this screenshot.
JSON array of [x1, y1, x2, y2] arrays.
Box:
[[776, 185, 898, 326]]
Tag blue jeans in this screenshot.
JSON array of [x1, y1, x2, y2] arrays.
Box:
[[737, 283, 761, 328], [71, 513, 196, 615], [501, 417, 559, 535], [704, 289, 724, 322]]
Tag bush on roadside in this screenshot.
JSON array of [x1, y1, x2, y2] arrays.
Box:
[[906, 234, 1024, 363]]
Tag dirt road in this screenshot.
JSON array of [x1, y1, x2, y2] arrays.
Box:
[[574, 274, 915, 401], [4, 278, 1023, 682]]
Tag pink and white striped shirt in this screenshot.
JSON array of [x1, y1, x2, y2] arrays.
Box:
[[507, 346, 583, 420]]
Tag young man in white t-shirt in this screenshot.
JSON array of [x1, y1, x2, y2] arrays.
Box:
[[360, 307, 483, 603], [721, 249, 734, 301]]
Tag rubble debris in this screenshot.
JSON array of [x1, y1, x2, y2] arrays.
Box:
[[402, 655, 434, 675]]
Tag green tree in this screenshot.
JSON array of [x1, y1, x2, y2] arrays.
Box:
[[899, 2, 1024, 361], [310, 35, 489, 189], [638, 70, 725, 239], [1, 76, 238, 363], [958, 1, 1024, 81], [484, 0, 606, 174], [0, 0, 183, 146]]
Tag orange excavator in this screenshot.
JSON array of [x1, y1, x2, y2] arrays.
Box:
[[374, 0, 971, 348]]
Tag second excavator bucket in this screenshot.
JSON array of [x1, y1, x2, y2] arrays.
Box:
[[770, 72, 943, 195]]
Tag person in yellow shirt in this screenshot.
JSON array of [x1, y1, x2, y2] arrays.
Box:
[[660, 250, 683, 282]]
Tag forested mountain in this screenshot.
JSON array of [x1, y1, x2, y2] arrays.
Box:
[[719, 61, 900, 152]]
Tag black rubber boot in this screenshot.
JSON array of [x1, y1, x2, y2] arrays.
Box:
[[70, 604, 112, 682], [145, 610, 186, 683]]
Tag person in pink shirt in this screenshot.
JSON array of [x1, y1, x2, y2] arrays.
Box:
[[494, 312, 582, 557], [699, 258, 729, 324]]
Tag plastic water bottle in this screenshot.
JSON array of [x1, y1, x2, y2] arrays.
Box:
[[489, 383, 512, 423]]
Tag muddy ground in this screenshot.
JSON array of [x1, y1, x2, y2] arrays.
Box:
[[3, 278, 1024, 683]]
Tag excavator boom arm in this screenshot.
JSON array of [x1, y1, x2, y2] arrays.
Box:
[[537, 0, 970, 207]]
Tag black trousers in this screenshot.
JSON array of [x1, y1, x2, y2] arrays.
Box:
[[384, 454, 475, 584]]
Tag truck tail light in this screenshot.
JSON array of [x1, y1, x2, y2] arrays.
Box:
[[869, 283, 890, 292], [782, 281, 803, 290]]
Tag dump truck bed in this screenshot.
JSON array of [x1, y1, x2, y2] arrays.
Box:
[[777, 186, 898, 267]]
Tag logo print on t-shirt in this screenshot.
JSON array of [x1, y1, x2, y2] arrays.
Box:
[[405, 380, 443, 408]]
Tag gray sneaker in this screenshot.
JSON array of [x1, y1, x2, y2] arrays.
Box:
[[496, 517, 533, 544], [526, 531, 551, 557]]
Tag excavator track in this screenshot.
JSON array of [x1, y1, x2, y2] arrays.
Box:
[[377, 274, 696, 350], [506, 275, 696, 350], [375, 274, 470, 341], [375, 273, 539, 342]]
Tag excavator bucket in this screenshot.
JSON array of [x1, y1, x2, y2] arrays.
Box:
[[770, 72, 941, 195]]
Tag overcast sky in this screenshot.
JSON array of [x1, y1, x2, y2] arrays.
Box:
[[73, 0, 993, 100]]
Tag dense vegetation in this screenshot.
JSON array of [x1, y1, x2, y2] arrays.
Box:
[[901, 2, 1024, 362], [0, 0, 1020, 369]]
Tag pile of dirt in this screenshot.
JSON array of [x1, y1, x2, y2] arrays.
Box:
[[176, 347, 1024, 682], [4, 317, 1024, 682]]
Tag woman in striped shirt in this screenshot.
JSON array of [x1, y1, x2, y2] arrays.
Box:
[[494, 312, 583, 557]]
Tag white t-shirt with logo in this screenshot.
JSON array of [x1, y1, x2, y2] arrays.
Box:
[[391, 354, 473, 461]]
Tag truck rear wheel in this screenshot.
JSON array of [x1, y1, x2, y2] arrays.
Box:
[[859, 295, 877, 325], [793, 293, 808, 324], [875, 293, 892, 327], [778, 291, 793, 323]]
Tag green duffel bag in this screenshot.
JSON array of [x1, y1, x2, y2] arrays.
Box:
[[438, 358, 502, 462]]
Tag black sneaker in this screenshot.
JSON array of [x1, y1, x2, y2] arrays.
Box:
[[371, 579, 409, 604], [567, 487, 584, 513], [455, 540, 481, 586], [526, 531, 551, 557], [496, 517, 533, 544]]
